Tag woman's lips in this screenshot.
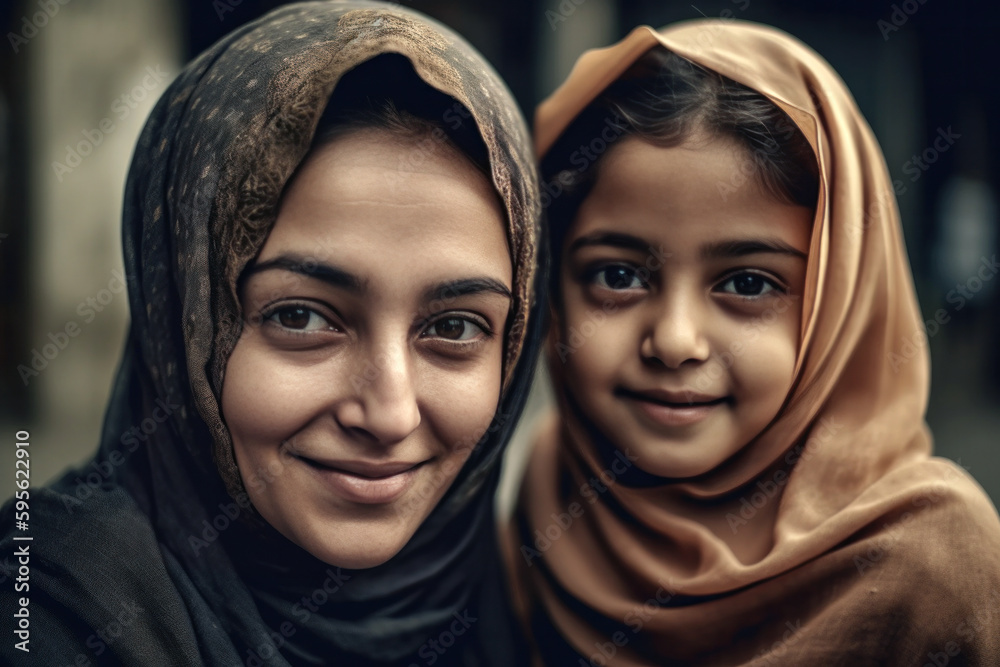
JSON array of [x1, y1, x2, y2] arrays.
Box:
[[618, 387, 731, 428], [295, 456, 426, 504]]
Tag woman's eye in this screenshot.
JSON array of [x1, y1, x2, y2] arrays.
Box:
[[267, 306, 331, 331], [718, 273, 780, 297], [424, 316, 484, 341], [590, 265, 646, 290]]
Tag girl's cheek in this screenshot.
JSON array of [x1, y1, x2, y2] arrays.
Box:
[[729, 320, 798, 403]]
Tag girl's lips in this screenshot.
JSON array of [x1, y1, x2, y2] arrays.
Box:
[[296, 456, 426, 504], [618, 387, 731, 428]]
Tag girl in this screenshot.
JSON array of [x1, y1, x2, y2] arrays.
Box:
[[506, 20, 1000, 666], [0, 2, 541, 665]]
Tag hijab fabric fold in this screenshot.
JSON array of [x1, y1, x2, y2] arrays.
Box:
[[0, 2, 543, 665], [506, 20, 1000, 666]]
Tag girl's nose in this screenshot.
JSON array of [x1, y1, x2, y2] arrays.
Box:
[[640, 291, 711, 369], [335, 340, 422, 444]]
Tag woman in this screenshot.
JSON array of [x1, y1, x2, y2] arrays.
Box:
[[505, 20, 1000, 666], [0, 2, 542, 665]]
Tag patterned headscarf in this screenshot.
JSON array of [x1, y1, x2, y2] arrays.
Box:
[[0, 2, 543, 665]]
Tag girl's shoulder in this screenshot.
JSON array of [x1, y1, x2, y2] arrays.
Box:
[[854, 456, 1000, 589], [835, 456, 1000, 664]]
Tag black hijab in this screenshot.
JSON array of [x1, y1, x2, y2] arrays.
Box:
[[0, 2, 543, 664]]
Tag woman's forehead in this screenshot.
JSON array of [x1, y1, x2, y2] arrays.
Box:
[[252, 131, 512, 295]]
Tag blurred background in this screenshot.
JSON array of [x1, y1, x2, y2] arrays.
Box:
[[0, 0, 997, 505]]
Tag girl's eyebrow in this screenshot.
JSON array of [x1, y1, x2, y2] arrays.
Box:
[[701, 239, 807, 260], [244, 254, 367, 293], [568, 231, 807, 260], [569, 231, 649, 253]]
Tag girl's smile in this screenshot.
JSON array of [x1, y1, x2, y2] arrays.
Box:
[[616, 386, 732, 428]]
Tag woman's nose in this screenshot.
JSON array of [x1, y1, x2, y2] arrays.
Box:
[[335, 340, 422, 444], [640, 290, 711, 369]]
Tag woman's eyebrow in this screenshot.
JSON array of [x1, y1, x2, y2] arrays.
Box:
[[423, 278, 512, 302], [569, 231, 649, 253], [701, 239, 807, 260], [243, 255, 367, 293]]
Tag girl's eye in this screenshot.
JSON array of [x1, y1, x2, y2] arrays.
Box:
[[717, 273, 781, 297], [423, 316, 485, 341], [590, 265, 646, 290], [267, 306, 332, 331]]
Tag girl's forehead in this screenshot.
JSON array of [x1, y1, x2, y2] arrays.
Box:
[[574, 138, 812, 254]]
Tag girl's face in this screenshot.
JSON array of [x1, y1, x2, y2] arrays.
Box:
[[558, 135, 812, 478], [222, 129, 511, 569]]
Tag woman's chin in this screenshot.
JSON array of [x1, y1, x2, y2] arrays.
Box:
[[291, 525, 415, 570], [318, 548, 401, 570]]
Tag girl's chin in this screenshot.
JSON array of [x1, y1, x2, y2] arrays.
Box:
[[617, 436, 742, 479]]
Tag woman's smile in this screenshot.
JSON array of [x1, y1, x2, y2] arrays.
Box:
[[292, 452, 431, 505]]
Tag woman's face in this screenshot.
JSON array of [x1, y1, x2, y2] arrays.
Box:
[[222, 128, 511, 569], [557, 135, 812, 478]]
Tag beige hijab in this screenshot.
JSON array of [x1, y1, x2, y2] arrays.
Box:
[[506, 20, 1000, 666]]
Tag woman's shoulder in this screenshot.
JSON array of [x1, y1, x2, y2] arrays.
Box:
[[0, 481, 164, 581], [0, 483, 202, 664]]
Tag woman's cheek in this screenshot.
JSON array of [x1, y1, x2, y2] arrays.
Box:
[[424, 356, 502, 458], [223, 341, 297, 442], [221, 339, 321, 492]]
